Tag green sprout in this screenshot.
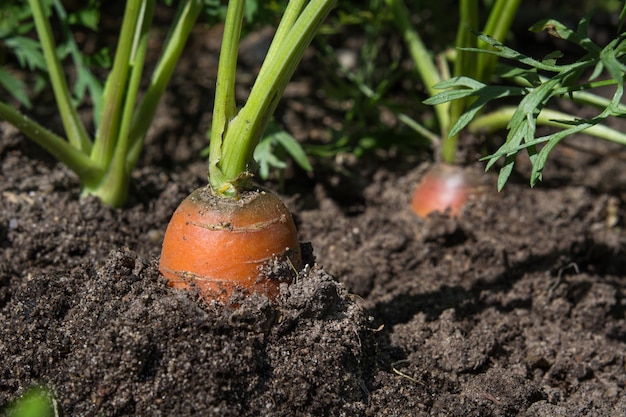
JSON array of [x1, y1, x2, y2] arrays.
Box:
[[2, 385, 56, 417], [426, 5, 626, 189], [388, 0, 522, 164], [253, 122, 312, 186]]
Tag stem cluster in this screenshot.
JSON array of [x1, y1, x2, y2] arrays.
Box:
[[426, 12, 626, 189], [388, 0, 521, 164], [0, 0, 202, 207], [208, 0, 336, 198]]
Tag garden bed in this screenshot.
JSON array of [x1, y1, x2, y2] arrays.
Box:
[[1, 13, 626, 417]]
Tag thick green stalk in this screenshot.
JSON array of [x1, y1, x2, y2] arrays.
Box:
[[387, 0, 449, 138], [477, 0, 521, 82], [217, 0, 336, 191], [126, 0, 203, 171], [442, 0, 521, 163], [115, 0, 154, 164], [28, 0, 92, 153], [84, 0, 156, 207], [261, 0, 306, 76], [2, 0, 199, 208], [443, 0, 479, 163], [454, 0, 479, 81], [91, 0, 145, 171], [208, 0, 246, 195]]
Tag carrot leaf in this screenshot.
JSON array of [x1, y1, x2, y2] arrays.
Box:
[[432, 15, 626, 190]]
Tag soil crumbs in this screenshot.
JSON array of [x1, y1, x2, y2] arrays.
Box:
[[1, 128, 626, 416]]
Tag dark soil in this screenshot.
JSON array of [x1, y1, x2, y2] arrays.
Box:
[[1, 9, 626, 417]]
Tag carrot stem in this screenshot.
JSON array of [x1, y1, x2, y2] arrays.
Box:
[[0, 101, 102, 186], [443, 0, 479, 164], [126, 0, 203, 171], [208, 0, 246, 196], [387, 0, 449, 140], [91, 0, 150, 171], [84, 0, 156, 207], [209, 0, 336, 198], [477, 0, 522, 82], [28, 0, 92, 154], [0, 0, 200, 207]]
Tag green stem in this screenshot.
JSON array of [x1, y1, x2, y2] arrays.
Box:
[[28, 0, 92, 153], [477, 0, 521, 82], [443, 0, 521, 164], [469, 106, 626, 146], [91, 0, 146, 170], [84, 0, 156, 207], [218, 0, 335, 189], [126, 0, 203, 171], [117, 0, 154, 163], [443, 0, 479, 164], [387, 0, 449, 138], [51, 0, 104, 127], [261, 0, 306, 76], [0, 101, 102, 186], [397, 112, 440, 145], [208, 0, 245, 195], [209, 0, 336, 197], [454, 0, 479, 81]]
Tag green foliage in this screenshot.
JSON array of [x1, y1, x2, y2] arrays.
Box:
[[307, 0, 426, 158], [253, 122, 312, 180], [1, 386, 56, 417], [0, 0, 105, 110], [0, 0, 203, 207], [427, 6, 626, 190], [0, 1, 46, 107], [389, 0, 522, 164], [309, 0, 523, 162], [0, 0, 313, 206]]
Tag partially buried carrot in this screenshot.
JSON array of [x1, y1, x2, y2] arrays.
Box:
[[411, 164, 472, 218], [159, 186, 301, 301], [159, 0, 335, 302]]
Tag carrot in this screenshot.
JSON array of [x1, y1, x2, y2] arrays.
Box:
[[159, 186, 301, 301], [411, 164, 472, 218], [159, 0, 335, 302]]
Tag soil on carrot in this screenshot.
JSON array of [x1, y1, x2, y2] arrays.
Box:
[[2, 11, 626, 417]]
